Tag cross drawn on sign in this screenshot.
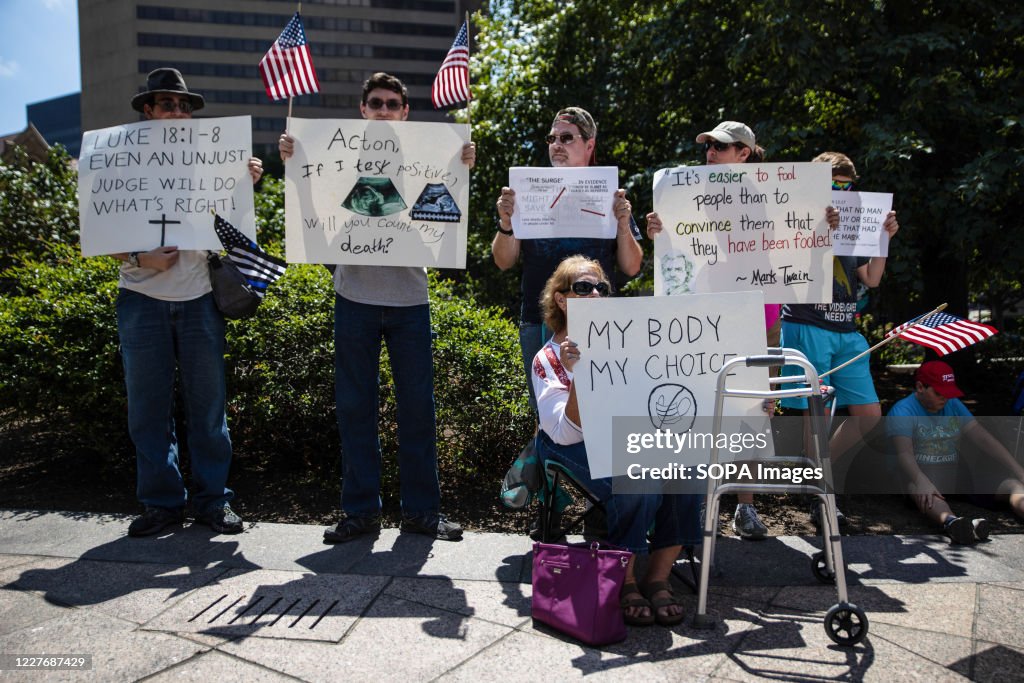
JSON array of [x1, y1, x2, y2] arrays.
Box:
[[149, 214, 182, 246]]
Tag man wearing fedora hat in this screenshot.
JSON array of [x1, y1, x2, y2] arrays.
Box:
[[115, 68, 264, 537], [888, 360, 1024, 544]]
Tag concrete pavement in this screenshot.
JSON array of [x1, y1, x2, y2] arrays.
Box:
[[0, 509, 1022, 681]]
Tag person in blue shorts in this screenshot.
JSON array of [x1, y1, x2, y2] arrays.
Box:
[[779, 151, 899, 526], [888, 361, 1024, 544]]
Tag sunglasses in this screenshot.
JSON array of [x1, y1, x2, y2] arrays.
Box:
[[831, 179, 855, 191], [545, 133, 583, 145], [155, 100, 193, 114], [703, 140, 736, 153], [567, 280, 611, 296], [366, 97, 404, 111]]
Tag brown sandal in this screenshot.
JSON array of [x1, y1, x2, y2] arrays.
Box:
[[620, 581, 655, 627], [642, 580, 685, 627]]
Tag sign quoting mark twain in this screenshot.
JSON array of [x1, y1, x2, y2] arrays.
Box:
[[567, 291, 768, 479], [284, 118, 470, 268], [830, 190, 893, 257], [508, 166, 618, 239], [653, 162, 833, 304], [79, 116, 256, 256]]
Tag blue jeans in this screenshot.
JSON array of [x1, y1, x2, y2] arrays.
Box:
[[536, 431, 701, 553], [334, 295, 440, 518], [116, 289, 233, 515]]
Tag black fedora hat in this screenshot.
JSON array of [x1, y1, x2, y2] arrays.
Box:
[[131, 68, 205, 113]]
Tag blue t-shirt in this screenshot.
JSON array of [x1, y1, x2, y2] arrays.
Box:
[[887, 393, 975, 467]]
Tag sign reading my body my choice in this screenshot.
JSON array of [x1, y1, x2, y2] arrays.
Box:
[[653, 162, 833, 304], [79, 116, 256, 256], [567, 291, 768, 479], [285, 118, 470, 268]]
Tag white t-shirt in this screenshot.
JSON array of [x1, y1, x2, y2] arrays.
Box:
[[118, 250, 212, 301], [531, 338, 583, 445]]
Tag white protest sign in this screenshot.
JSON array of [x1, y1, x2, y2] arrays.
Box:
[[567, 292, 768, 478], [79, 116, 256, 256], [508, 166, 617, 239], [284, 118, 470, 268], [831, 191, 893, 257], [653, 162, 833, 304]]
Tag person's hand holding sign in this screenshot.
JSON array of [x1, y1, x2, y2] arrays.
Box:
[[613, 189, 632, 233]]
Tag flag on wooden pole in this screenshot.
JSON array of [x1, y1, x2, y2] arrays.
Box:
[[259, 12, 320, 101], [431, 21, 470, 108], [888, 311, 997, 356]]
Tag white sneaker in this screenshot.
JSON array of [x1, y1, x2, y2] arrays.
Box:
[[733, 503, 768, 540]]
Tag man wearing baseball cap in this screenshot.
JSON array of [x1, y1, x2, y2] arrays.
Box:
[[888, 361, 1024, 544]]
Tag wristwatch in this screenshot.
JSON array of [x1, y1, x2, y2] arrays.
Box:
[[496, 221, 514, 236], [128, 252, 141, 268]]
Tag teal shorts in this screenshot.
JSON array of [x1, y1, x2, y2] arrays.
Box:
[[779, 321, 879, 410]]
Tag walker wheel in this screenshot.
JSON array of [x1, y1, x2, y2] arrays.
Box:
[[824, 603, 868, 646], [811, 551, 835, 584]]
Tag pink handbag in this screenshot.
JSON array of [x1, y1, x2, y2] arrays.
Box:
[[531, 541, 632, 645]]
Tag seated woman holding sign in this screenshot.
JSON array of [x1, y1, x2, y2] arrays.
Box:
[[533, 255, 700, 628]]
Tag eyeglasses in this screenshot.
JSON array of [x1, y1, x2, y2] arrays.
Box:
[[545, 133, 583, 145], [703, 140, 736, 153], [831, 179, 855, 191], [366, 97, 404, 111], [155, 99, 193, 114], [567, 280, 610, 296]]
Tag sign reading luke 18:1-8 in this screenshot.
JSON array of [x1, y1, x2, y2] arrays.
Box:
[[78, 116, 256, 256]]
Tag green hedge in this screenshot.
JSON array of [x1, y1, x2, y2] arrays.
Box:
[[0, 245, 533, 496]]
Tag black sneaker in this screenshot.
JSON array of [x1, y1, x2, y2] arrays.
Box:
[[323, 515, 381, 544], [972, 517, 990, 542], [401, 513, 463, 541], [128, 507, 185, 537], [810, 502, 848, 532], [944, 516, 976, 545], [197, 504, 244, 534]]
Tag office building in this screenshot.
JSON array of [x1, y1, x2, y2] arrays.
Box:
[[79, 0, 481, 158], [27, 93, 83, 156]]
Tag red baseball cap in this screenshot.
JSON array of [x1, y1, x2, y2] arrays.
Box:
[[915, 361, 964, 398]]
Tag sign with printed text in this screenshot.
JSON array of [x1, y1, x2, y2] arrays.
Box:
[[831, 191, 893, 257], [79, 116, 256, 256], [508, 166, 618, 239], [653, 162, 833, 304], [284, 118, 470, 267], [567, 292, 768, 478]]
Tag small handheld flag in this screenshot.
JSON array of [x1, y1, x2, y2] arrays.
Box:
[[213, 214, 287, 297], [889, 311, 997, 356], [431, 21, 470, 108], [259, 12, 320, 101]]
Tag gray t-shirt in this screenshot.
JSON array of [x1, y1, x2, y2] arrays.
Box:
[[333, 264, 428, 307], [118, 250, 211, 301]]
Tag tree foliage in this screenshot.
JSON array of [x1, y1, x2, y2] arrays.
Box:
[[469, 0, 1024, 329]]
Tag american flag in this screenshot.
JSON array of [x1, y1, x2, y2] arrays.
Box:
[[213, 215, 287, 297], [889, 311, 998, 356], [431, 21, 470, 108], [259, 12, 320, 101]]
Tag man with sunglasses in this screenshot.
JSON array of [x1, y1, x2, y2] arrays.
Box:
[[493, 107, 643, 413], [115, 68, 264, 537], [279, 72, 475, 543]]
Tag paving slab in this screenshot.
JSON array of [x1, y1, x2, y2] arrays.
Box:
[[3, 557, 230, 624], [0, 584, 73, 638], [843, 535, 1024, 585], [968, 642, 1024, 683], [0, 609, 204, 682], [343, 530, 529, 582], [710, 604, 971, 682], [221, 594, 512, 682], [974, 584, 1024, 650], [383, 576, 532, 628], [868, 622, 976, 679], [772, 582, 978, 638], [143, 650, 298, 682], [142, 568, 388, 642]]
